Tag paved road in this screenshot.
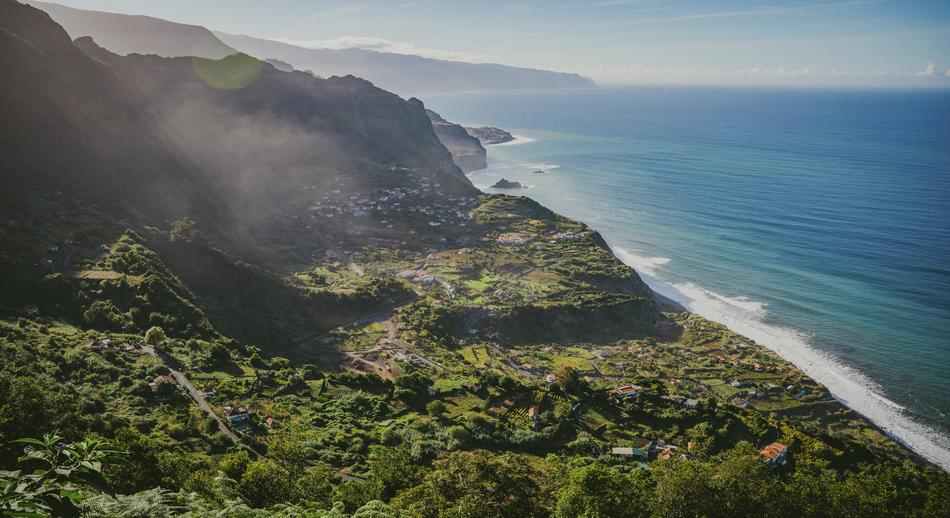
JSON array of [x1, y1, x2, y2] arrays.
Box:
[[143, 345, 260, 455]]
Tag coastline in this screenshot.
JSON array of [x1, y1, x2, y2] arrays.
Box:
[[489, 135, 536, 147], [615, 246, 950, 472], [473, 138, 950, 472]]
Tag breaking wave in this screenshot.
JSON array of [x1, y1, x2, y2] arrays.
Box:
[[491, 135, 536, 146]]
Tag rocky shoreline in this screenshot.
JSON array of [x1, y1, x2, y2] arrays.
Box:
[[465, 125, 515, 146]]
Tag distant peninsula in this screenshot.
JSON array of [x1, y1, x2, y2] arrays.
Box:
[[26, 0, 595, 98], [465, 126, 515, 146]]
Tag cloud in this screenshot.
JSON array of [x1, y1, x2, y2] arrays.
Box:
[[945, 69, 950, 77], [918, 63, 936, 76], [273, 35, 482, 62], [622, 0, 884, 26]]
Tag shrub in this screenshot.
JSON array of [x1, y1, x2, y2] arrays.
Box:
[[83, 300, 132, 331], [144, 326, 167, 346], [239, 459, 293, 508], [426, 400, 447, 417]]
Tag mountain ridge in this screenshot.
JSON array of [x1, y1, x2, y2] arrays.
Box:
[[24, 0, 596, 97], [215, 30, 597, 96], [25, 0, 237, 58], [2, 2, 949, 516]]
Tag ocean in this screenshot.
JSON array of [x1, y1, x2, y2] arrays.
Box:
[[426, 87, 950, 469]]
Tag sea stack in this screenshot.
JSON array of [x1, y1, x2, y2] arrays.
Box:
[[491, 178, 523, 189]]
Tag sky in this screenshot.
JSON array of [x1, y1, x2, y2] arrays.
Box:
[[46, 0, 950, 87]]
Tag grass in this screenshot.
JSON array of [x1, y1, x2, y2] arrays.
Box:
[[548, 347, 595, 371], [461, 346, 490, 368]]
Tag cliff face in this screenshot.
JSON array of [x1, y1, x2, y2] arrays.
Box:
[[1, 0, 477, 345], [1, 0, 473, 271], [425, 109, 487, 173], [0, 1, 221, 226], [25, 0, 237, 58]]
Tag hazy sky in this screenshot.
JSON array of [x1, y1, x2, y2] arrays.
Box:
[[48, 0, 950, 87]]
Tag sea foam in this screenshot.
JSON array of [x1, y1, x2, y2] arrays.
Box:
[[491, 135, 536, 147], [612, 245, 950, 472]]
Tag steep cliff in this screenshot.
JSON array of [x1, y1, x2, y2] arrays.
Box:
[[0, 0, 474, 345], [425, 109, 488, 173]]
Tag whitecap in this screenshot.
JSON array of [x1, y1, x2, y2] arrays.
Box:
[[523, 162, 561, 171], [611, 247, 671, 276], [491, 135, 536, 147]]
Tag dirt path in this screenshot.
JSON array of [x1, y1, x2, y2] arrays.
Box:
[[343, 312, 446, 377]]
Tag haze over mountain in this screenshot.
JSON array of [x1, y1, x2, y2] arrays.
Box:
[[26, 0, 596, 96], [213, 31, 596, 96], [2, 1, 950, 516], [26, 0, 236, 58]]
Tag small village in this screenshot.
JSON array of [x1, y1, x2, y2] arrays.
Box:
[[31, 192, 903, 484]]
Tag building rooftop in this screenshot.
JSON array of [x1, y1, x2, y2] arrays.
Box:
[[760, 442, 788, 463]]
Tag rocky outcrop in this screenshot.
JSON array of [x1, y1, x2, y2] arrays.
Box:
[[491, 179, 523, 189], [465, 126, 515, 146], [425, 109, 487, 173]]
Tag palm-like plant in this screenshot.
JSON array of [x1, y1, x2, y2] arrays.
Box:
[[0, 433, 122, 517]]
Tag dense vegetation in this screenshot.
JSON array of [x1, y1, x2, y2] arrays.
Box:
[[1, 1, 948, 515], [2, 197, 948, 516]]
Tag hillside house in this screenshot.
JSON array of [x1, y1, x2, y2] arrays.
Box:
[[528, 405, 540, 429], [760, 442, 789, 466], [149, 375, 176, 393], [611, 446, 650, 461], [611, 384, 643, 400], [225, 406, 251, 428]]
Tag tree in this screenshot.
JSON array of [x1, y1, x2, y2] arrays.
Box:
[[352, 500, 400, 518], [208, 342, 231, 366], [333, 479, 378, 514], [393, 450, 545, 518], [426, 401, 446, 418], [394, 372, 433, 405], [365, 446, 424, 501], [144, 326, 166, 347], [555, 463, 651, 518], [650, 458, 717, 518], [294, 464, 334, 508], [219, 450, 252, 481], [0, 375, 77, 441], [103, 428, 164, 494], [239, 459, 293, 508], [554, 366, 587, 396], [708, 444, 776, 518]]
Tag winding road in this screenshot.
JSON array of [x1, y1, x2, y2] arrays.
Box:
[[143, 344, 261, 455]]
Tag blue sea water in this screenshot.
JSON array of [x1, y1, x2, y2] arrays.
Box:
[[426, 87, 950, 468]]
